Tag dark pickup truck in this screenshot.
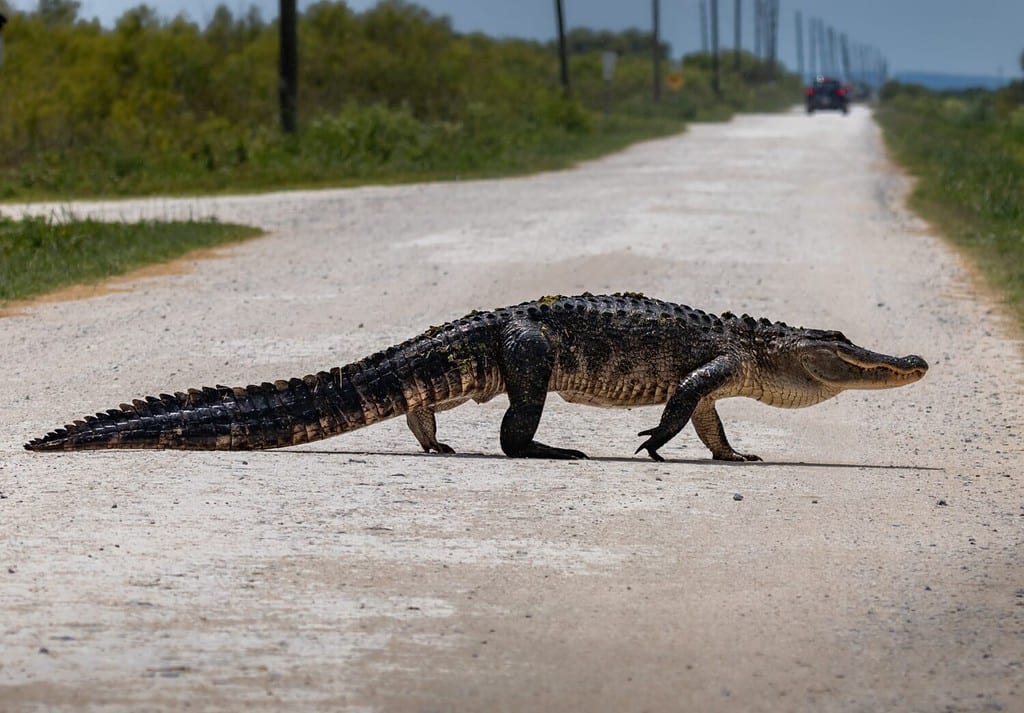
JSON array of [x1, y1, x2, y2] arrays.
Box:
[[806, 77, 849, 114]]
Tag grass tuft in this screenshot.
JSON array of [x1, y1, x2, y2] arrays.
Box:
[[875, 82, 1024, 324], [0, 216, 262, 302]]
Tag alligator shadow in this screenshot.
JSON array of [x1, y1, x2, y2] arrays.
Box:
[[272, 449, 941, 472]]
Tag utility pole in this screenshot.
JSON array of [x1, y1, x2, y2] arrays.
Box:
[[279, 0, 297, 134], [807, 16, 816, 79], [766, 0, 777, 79], [827, 26, 837, 77], [652, 0, 661, 102], [699, 0, 708, 53], [794, 10, 804, 83], [554, 0, 570, 96], [753, 0, 761, 59], [0, 12, 6, 69], [817, 20, 828, 76], [733, 0, 741, 70], [710, 0, 720, 94], [840, 33, 851, 82]]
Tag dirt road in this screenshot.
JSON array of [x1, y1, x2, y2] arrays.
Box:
[[2, 107, 1021, 712]]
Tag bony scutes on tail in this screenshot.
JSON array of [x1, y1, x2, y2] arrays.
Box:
[[25, 293, 928, 461]]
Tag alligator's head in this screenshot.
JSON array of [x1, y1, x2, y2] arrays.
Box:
[[744, 325, 928, 408]]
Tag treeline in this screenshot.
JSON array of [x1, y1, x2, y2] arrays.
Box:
[[0, 0, 799, 199], [876, 80, 1024, 319]]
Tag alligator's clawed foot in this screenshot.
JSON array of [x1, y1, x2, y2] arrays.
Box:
[[635, 425, 676, 462], [507, 441, 588, 460], [420, 442, 455, 454], [712, 451, 762, 462]]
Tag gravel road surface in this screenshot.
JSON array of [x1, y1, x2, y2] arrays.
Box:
[[2, 107, 1022, 712]]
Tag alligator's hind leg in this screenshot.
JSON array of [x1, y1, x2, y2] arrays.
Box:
[[499, 321, 587, 460], [691, 398, 761, 462], [406, 407, 456, 454]]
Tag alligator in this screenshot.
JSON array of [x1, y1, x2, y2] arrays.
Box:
[[24, 293, 928, 461]]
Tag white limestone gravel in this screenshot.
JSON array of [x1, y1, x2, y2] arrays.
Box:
[[1, 106, 1022, 712]]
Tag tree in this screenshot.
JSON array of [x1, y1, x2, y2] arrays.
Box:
[[37, 0, 80, 25]]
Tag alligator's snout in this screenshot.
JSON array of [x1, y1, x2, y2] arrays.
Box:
[[897, 354, 928, 377], [835, 346, 928, 376], [807, 344, 929, 391]]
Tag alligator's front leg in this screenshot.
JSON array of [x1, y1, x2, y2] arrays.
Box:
[[691, 398, 762, 461], [499, 321, 587, 460], [636, 356, 737, 462]]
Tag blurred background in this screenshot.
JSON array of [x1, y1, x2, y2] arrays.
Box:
[[0, 0, 1021, 230]]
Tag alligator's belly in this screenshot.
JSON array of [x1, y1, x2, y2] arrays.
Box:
[[555, 384, 674, 408]]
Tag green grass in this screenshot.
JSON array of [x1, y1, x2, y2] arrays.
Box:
[[0, 95, 787, 202], [2, 72, 801, 202], [875, 84, 1024, 325], [0, 216, 262, 302]]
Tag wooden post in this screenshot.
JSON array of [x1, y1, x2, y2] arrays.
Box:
[[710, 0, 720, 94], [766, 0, 777, 79], [279, 0, 297, 134], [840, 32, 851, 82], [733, 0, 741, 70], [699, 1, 708, 53], [652, 0, 661, 102], [753, 0, 761, 59], [554, 0, 571, 96], [0, 13, 6, 69], [818, 20, 828, 76], [808, 16, 816, 80], [795, 10, 804, 83], [827, 26, 837, 77]]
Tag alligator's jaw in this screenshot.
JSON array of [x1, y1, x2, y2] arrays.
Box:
[[749, 338, 929, 409], [793, 344, 926, 397], [829, 346, 929, 389]]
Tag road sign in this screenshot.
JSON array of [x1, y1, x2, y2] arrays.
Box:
[[602, 52, 617, 82]]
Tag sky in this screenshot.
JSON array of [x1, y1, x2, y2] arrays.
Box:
[[14, 0, 1024, 78]]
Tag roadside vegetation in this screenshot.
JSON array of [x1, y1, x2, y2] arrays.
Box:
[[875, 80, 1024, 323], [0, 216, 261, 302], [0, 0, 799, 200], [0, 0, 800, 302]]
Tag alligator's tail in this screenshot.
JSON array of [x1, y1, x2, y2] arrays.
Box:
[[24, 348, 486, 451], [24, 368, 382, 451], [26, 317, 502, 452]]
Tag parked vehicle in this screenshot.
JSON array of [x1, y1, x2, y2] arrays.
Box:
[[806, 77, 849, 114]]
